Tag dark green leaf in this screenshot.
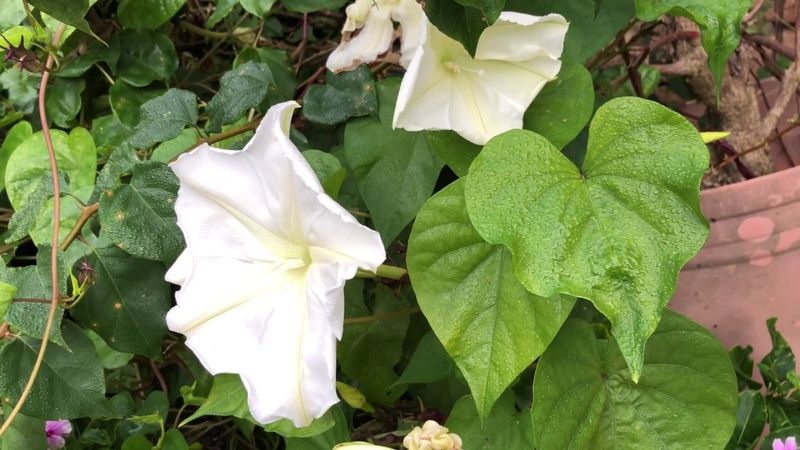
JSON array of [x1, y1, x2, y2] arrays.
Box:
[[532, 312, 737, 449], [118, 0, 186, 29], [0, 320, 110, 419], [0, 1, 26, 29], [180, 374, 254, 424], [206, 61, 272, 132], [127, 89, 198, 149], [446, 392, 535, 449], [408, 179, 573, 418], [162, 429, 189, 450], [0, 410, 46, 450], [339, 281, 410, 404], [465, 97, 709, 379], [0, 247, 68, 346], [507, 0, 634, 63], [91, 114, 134, 155], [425, 131, 481, 178], [726, 390, 767, 450], [234, 48, 297, 105], [454, 0, 505, 23], [99, 162, 183, 263], [71, 236, 171, 357], [208, 0, 239, 28], [758, 318, 796, 394], [426, 0, 487, 56], [110, 82, 163, 129], [303, 67, 377, 125], [110, 30, 179, 87], [5, 173, 65, 243], [635, 0, 751, 92], [283, 0, 348, 13], [28, 0, 96, 39], [91, 143, 140, 203], [284, 406, 349, 450], [45, 77, 85, 128], [85, 328, 135, 369], [344, 78, 443, 243], [731, 345, 762, 391]]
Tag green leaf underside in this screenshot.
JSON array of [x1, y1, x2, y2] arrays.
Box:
[[98, 162, 184, 263], [465, 97, 709, 380], [532, 312, 737, 449], [0, 321, 109, 419], [71, 236, 171, 358], [206, 61, 272, 132], [344, 78, 443, 244], [408, 179, 574, 419], [635, 0, 751, 92], [303, 66, 377, 125]]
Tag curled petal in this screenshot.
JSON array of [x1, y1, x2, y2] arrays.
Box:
[[328, 7, 394, 73]]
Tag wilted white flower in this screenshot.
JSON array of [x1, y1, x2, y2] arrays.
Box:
[[393, 13, 569, 145], [327, 0, 425, 72], [165, 101, 386, 427], [403, 420, 463, 450]]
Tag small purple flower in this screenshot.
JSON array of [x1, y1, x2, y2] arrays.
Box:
[[45, 420, 72, 450], [774, 437, 798, 450]]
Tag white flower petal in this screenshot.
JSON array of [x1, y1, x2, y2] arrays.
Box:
[[392, 13, 568, 145], [327, 8, 395, 73], [475, 13, 568, 62], [327, 0, 426, 73], [166, 101, 386, 427]]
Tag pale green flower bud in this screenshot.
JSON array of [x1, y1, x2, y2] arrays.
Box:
[[402, 420, 463, 450]]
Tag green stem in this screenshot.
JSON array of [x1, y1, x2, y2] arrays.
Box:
[[356, 264, 408, 281]]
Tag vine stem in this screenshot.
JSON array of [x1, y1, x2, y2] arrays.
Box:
[[0, 23, 66, 438], [60, 202, 99, 251]]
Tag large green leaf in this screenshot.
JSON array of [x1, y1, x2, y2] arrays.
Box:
[[394, 331, 454, 386], [109, 30, 179, 87], [344, 78, 443, 244], [0, 1, 26, 30], [446, 392, 535, 449], [233, 48, 297, 105], [635, 0, 750, 92], [127, 89, 198, 149], [28, 0, 95, 38], [0, 282, 16, 323], [285, 406, 350, 450], [302, 150, 346, 199], [0, 320, 110, 419], [99, 162, 183, 263], [71, 236, 170, 357], [118, 0, 186, 29], [531, 312, 737, 449], [338, 281, 410, 404], [465, 97, 709, 380], [425, 0, 487, 56], [0, 409, 46, 450], [407, 179, 573, 418], [5, 128, 96, 212], [507, 0, 634, 63], [303, 67, 377, 125], [206, 61, 272, 132]]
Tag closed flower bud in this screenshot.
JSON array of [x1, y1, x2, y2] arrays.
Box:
[[403, 420, 462, 450]]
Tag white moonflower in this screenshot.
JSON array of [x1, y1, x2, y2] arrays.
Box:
[[165, 101, 386, 427], [326, 0, 425, 73], [393, 13, 569, 145]]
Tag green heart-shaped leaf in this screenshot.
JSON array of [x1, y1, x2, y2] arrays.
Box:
[[465, 97, 709, 380], [408, 179, 574, 418], [532, 312, 737, 449]]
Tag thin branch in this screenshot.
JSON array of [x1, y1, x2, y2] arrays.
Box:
[[0, 23, 66, 438], [343, 307, 421, 325], [743, 34, 794, 58], [61, 202, 99, 251]]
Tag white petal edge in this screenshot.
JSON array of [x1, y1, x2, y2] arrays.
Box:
[[475, 13, 568, 62]]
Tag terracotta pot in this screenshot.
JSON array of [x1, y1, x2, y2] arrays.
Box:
[[669, 165, 800, 362]]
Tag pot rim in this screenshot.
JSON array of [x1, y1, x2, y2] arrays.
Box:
[[699, 164, 800, 220]]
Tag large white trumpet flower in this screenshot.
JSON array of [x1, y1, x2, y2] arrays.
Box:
[[165, 101, 386, 427]]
